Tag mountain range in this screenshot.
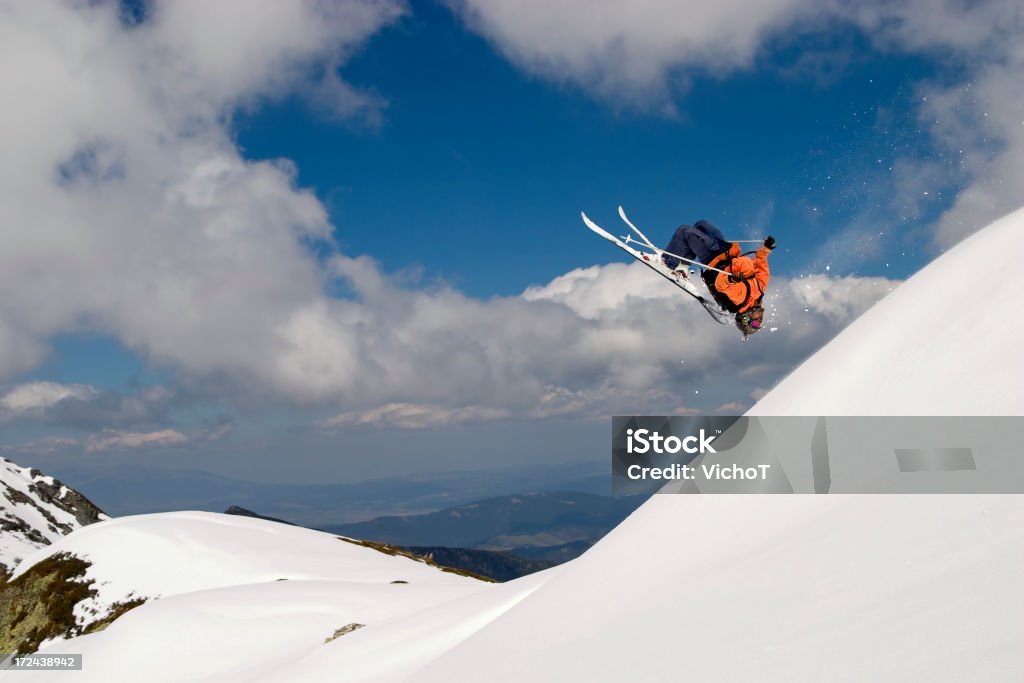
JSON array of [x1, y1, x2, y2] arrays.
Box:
[[45, 460, 611, 526], [326, 490, 647, 556]]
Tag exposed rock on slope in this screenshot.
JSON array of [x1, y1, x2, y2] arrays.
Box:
[[1, 456, 108, 578]]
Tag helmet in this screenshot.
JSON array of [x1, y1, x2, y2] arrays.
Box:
[[735, 306, 764, 336]]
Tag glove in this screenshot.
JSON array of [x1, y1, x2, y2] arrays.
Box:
[[764, 235, 776, 250]]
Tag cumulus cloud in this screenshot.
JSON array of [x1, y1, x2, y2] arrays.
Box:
[[838, 1, 1024, 248], [0, 436, 82, 455], [2, 413, 231, 454], [321, 403, 511, 430], [923, 41, 1024, 248], [0, 0, 402, 385], [447, 0, 813, 108], [0, 382, 98, 417], [0, 0, 905, 431], [84, 429, 189, 453], [311, 258, 898, 426], [0, 380, 175, 431], [784, 274, 897, 323], [449, 0, 1024, 247], [5, 430, 189, 455]]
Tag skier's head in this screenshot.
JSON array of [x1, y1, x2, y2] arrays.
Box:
[[735, 306, 764, 336]]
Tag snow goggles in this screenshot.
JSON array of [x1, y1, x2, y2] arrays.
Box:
[[736, 307, 765, 334]]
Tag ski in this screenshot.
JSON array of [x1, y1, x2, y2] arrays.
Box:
[[581, 211, 732, 325], [617, 205, 658, 250]]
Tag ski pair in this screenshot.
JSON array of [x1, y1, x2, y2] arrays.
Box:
[[581, 207, 732, 325]]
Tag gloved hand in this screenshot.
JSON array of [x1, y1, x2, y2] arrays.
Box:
[[764, 235, 776, 250]]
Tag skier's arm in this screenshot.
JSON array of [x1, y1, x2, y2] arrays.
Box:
[[753, 245, 771, 289], [714, 272, 748, 307]]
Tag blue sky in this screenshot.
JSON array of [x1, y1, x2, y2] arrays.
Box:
[[236, 1, 941, 295], [0, 0, 1020, 490]]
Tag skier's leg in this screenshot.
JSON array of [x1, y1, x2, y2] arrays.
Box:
[[694, 220, 729, 255], [685, 230, 722, 264], [662, 225, 698, 269], [694, 219, 727, 245]]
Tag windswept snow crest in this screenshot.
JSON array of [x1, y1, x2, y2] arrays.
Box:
[[751, 207, 1024, 415]]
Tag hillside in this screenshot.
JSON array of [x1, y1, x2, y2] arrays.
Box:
[[3, 511, 488, 663], [223, 505, 556, 582], [392, 209, 1024, 682], [20, 209, 1024, 681], [0, 456, 107, 578]]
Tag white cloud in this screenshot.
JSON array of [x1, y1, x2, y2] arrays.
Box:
[[0, 0, 905, 429], [321, 403, 511, 430], [309, 258, 898, 424], [784, 275, 897, 322], [0, 380, 177, 430], [0, 0, 402, 386], [3, 418, 231, 454], [447, 0, 812, 107], [0, 382, 98, 417], [838, 1, 1024, 248], [85, 429, 189, 453], [449, 0, 1024, 247], [1, 436, 83, 455], [924, 41, 1024, 248]]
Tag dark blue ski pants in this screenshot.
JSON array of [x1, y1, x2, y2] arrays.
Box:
[[662, 220, 729, 269]]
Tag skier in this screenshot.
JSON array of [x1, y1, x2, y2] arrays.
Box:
[[662, 220, 776, 336]]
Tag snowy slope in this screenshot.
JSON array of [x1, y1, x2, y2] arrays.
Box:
[[750, 207, 1024, 415], [413, 496, 1021, 682], [11, 511, 478, 606], [9, 511, 491, 682], [11, 511, 549, 683], [21, 209, 1024, 682], [0, 456, 107, 576], [393, 210, 1024, 681], [30, 579, 495, 683]]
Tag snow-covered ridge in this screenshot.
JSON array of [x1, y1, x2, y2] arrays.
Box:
[[0, 456, 107, 576], [6, 510, 494, 680], [751, 206, 1024, 415]]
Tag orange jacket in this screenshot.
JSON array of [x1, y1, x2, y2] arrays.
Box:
[[708, 243, 770, 312]]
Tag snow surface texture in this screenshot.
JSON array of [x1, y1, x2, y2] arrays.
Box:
[[0, 456, 107, 575], [6, 511, 485, 661], [17, 209, 1024, 681], [750, 208, 1024, 415]]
